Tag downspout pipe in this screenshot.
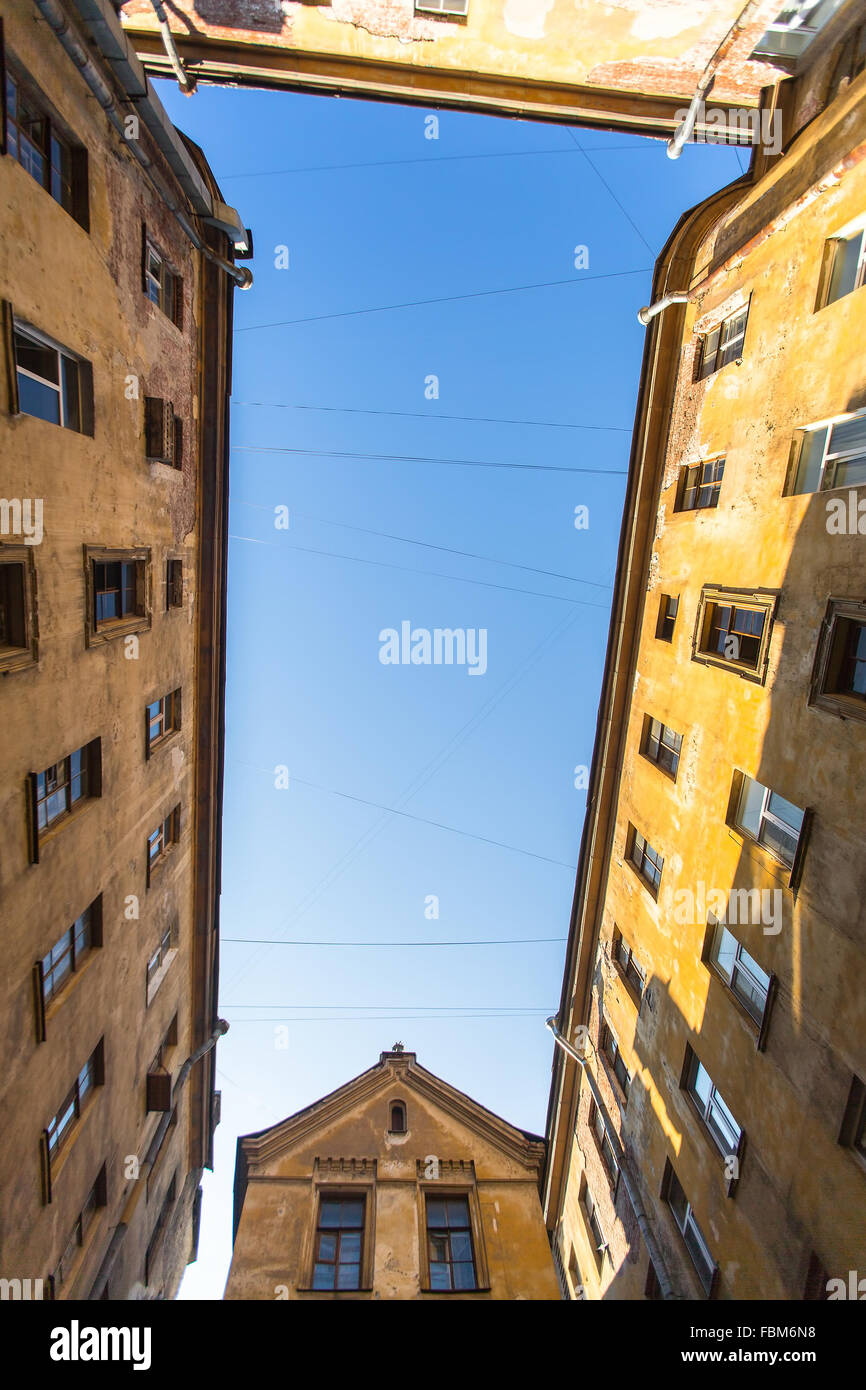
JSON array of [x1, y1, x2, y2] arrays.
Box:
[[667, 0, 768, 159], [148, 0, 195, 93], [33, 0, 251, 286], [545, 1017, 678, 1301], [87, 1021, 229, 1300], [637, 291, 690, 326]]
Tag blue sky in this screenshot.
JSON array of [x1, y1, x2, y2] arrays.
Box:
[[152, 79, 744, 1299]]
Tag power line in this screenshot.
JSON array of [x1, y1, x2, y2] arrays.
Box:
[[226, 763, 579, 868], [221, 1013, 555, 1022], [227, 533, 612, 608], [222, 936, 565, 947], [222, 1002, 550, 1009], [231, 399, 632, 434], [232, 504, 613, 591], [216, 143, 652, 180], [234, 266, 651, 333], [565, 127, 657, 261], [232, 443, 627, 477]]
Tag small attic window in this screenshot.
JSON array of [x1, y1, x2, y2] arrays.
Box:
[[389, 1101, 407, 1134]]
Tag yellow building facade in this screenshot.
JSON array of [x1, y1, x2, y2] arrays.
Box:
[[226, 1048, 560, 1299], [544, 6, 866, 1300], [0, 0, 247, 1299]]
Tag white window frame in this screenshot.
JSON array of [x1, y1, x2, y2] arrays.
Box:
[[415, 0, 469, 13], [684, 1050, 742, 1157], [709, 919, 771, 1024], [735, 774, 804, 868], [788, 409, 866, 494], [14, 319, 80, 429], [666, 1169, 715, 1293]]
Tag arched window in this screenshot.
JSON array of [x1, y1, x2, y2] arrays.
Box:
[[389, 1100, 407, 1134]]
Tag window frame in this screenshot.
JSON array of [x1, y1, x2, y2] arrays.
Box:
[[600, 1016, 631, 1099], [675, 457, 725, 512], [662, 1162, 717, 1296], [51, 1163, 107, 1294], [4, 62, 88, 228], [0, 544, 38, 674], [640, 713, 683, 780], [612, 927, 646, 1003], [703, 914, 776, 1048], [414, 0, 470, 15], [145, 687, 182, 758], [727, 769, 808, 874], [145, 921, 179, 1005], [809, 597, 866, 722], [588, 1098, 620, 1188], [691, 585, 778, 684], [35, 896, 103, 1036], [785, 409, 866, 495], [299, 1181, 377, 1293], [579, 1175, 607, 1272], [681, 1044, 744, 1178], [838, 1075, 866, 1168], [142, 230, 184, 329], [416, 1181, 489, 1294], [695, 302, 750, 380], [146, 805, 181, 888], [42, 1039, 104, 1197], [655, 593, 679, 643], [625, 822, 663, 897], [815, 225, 866, 309], [28, 738, 101, 863], [12, 318, 92, 434], [83, 546, 151, 647]]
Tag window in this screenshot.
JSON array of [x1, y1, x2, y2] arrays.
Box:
[[664, 1164, 716, 1294], [45, 1040, 104, 1167], [426, 1195, 476, 1291], [39, 898, 102, 1012], [613, 929, 646, 1000], [588, 1100, 619, 1184], [146, 1016, 178, 1111], [676, 458, 725, 511], [645, 1262, 662, 1300], [788, 411, 866, 494], [751, 0, 847, 63], [708, 917, 772, 1025], [579, 1178, 606, 1269], [810, 599, 866, 721], [146, 923, 178, 1003], [146, 689, 181, 756], [166, 558, 183, 610], [601, 1018, 631, 1097], [693, 586, 777, 680], [13, 322, 91, 432], [732, 773, 805, 869], [641, 715, 683, 778], [52, 1165, 106, 1292], [626, 823, 663, 895], [146, 806, 180, 885], [656, 593, 678, 642], [838, 1075, 866, 1163], [312, 1195, 365, 1290], [29, 739, 100, 860], [144, 397, 182, 468], [683, 1046, 743, 1159], [0, 547, 37, 674], [696, 304, 749, 379], [817, 227, 866, 308], [415, 0, 469, 13], [146, 1108, 178, 1200], [5, 69, 88, 225], [85, 547, 150, 646], [143, 232, 183, 328], [389, 1101, 407, 1133]]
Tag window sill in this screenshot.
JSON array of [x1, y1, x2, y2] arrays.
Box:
[[146, 949, 178, 1007], [0, 644, 37, 676], [148, 461, 183, 480], [420, 1285, 492, 1294], [809, 690, 866, 724], [612, 960, 643, 1012], [48, 1088, 100, 1192], [147, 729, 181, 759], [639, 751, 678, 784], [296, 1286, 374, 1295], [625, 857, 659, 901], [36, 795, 99, 859], [691, 650, 767, 685], [87, 613, 151, 649], [724, 823, 793, 883]]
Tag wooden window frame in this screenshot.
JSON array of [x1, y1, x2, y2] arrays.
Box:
[[625, 822, 663, 898], [34, 895, 103, 1038], [675, 457, 725, 513], [28, 738, 101, 863], [695, 301, 750, 380], [145, 921, 179, 1005], [42, 1038, 104, 1199], [655, 593, 679, 643], [146, 805, 181, 888], [145, 687, 182, 758], [0, 543, 38, 674], [51, 1162, 107, 1295], [298, 1180, 377, 1293], [165, 557, 184, 611], [84, 546, 151, 647], [417, 1183, 489, 1293], [809, 598, 866, 723], [587, 1098, 620, 1188], [144, 396, 183, 468], [388, 1099, 407, 1134], [691, 584, 778, 684], [612, 927, 645, 1004], [142, 228, 184, 330], [600, 1016, 631, 1099], [838, 1074, 866, 1169], [578, 1174, 607, 1272], [3, 58, 89, 229], [681, 1043, 745, 1195], [640, 712, 683, 780]]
